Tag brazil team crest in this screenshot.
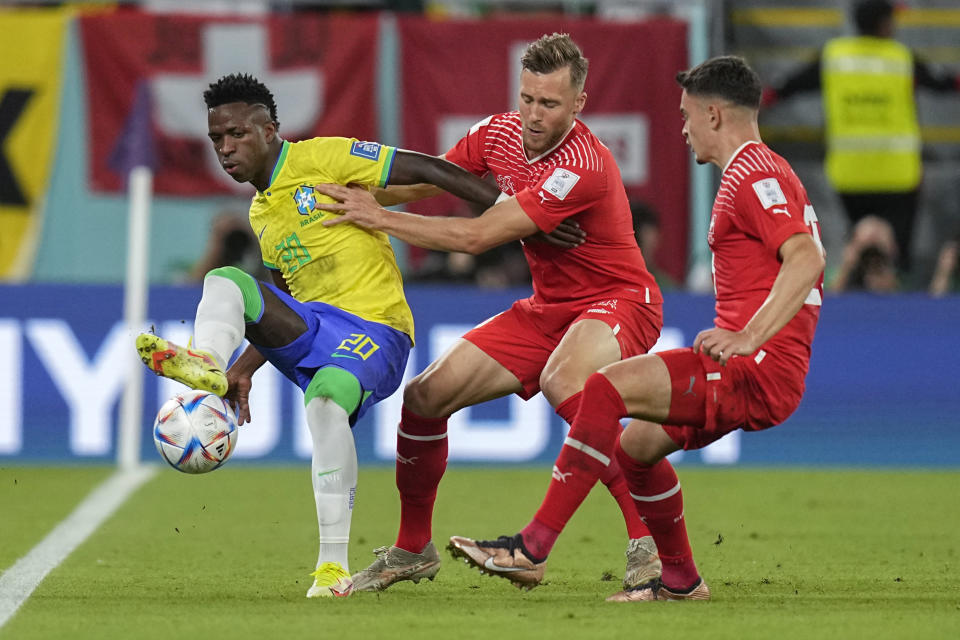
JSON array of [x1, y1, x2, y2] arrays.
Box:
[[293, 185, 318, 215]]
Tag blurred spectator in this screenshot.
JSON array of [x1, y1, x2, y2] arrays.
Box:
[[407, 197, 531, 289], [630, 199, 678, 290], [178, 211, 266, 284], [410, 250, 475, 285], [415, 199, 680, 291], [763, 0, 960, 273], [830, 216, 899, 293], [474, 242, 532, 288], [411, 243, 531, 289], [929, 236, 960, 297]]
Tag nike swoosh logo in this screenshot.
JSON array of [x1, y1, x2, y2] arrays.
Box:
[[331, 353, 359, 360], [316, 468, 341, 478], [483, 557, 526, 573], [258, 225, 267, 239]]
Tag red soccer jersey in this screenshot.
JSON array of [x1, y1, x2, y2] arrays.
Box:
[[708, 141, 823, 372], [444, 112, 661, 306]]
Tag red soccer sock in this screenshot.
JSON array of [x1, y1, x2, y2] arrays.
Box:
[[519, 520, 557, 564], [527, 375, 637, 558], [615, 443, 700, 590], [556, 391, 649, 541], [395, 405, 448, 554], [599, 456, 650, 540]]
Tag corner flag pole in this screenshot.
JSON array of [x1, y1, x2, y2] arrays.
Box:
[[117, 166, 152, 470], [113, 82, 156, 470]]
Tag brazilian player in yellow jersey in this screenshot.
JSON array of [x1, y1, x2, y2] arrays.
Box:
[[250, 136, 414, 338], [135, 73, 506, 599]]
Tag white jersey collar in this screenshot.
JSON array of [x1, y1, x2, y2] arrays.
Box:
[[523, 120, 578, 165], [722, 140, 761, 174]]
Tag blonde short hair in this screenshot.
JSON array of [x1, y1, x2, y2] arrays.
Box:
[[521, 33, 589, 92]]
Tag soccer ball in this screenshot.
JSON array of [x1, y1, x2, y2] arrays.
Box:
[[153, 390, 238, 474]]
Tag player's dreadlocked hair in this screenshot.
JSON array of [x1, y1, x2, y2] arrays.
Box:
[[203, 73, 280, 128], [676, 56, 762, 110], [521, 33, 589, 92]]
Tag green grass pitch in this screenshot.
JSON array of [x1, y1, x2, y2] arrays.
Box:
[[2, 466, 958, 639]]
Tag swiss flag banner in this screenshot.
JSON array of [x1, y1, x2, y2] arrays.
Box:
[[81, 11, 379, 195], [397, 17, 690, 283]]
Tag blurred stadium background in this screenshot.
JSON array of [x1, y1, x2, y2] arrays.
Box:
[[0, 3, 957, 471]]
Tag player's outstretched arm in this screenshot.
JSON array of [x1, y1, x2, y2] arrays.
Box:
[[381, 151, 585, 248], [315, 183, 539, 254], [388, 150, 500, 207], [373, 183, 444, 207]]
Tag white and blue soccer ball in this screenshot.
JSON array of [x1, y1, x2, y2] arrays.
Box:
[[153, 390, 238, 474]]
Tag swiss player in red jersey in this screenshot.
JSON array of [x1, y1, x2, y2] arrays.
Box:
[[451, 55, 824, 602], [315, 34, 664, 595]]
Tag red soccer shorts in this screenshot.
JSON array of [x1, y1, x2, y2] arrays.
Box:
[[656, 347, 806, 450], [464, 296, 662, 400]]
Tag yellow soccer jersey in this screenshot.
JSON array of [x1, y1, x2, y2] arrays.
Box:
[[248, 137, 414, 341]]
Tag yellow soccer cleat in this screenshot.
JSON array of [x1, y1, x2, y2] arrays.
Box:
[[307, 562, 354, 598], [136, 333, 228, 397]]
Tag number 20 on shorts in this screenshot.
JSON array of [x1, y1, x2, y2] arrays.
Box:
[[335, 333, 380, 360]]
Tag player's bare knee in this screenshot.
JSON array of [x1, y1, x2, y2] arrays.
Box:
[[402, 375, 444, 417], [621, 420, 673, 465], [539, 367, 580, 408]]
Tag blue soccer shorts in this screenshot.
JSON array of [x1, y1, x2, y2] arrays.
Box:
[[253, 282, 412, 424]]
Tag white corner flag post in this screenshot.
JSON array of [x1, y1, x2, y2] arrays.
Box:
[[117, 165, 153, 470]]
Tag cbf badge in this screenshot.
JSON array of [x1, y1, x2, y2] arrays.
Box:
[[293, 185, 318, 215]]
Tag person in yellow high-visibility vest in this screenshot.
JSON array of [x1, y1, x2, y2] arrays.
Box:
[[763, 0, 960, 272]]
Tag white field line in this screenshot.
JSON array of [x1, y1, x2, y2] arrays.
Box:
[[0, 466, 158, 628]]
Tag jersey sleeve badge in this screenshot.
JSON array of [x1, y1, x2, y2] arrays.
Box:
[[752, 177, 788, 213], [542, 168, 581, 201], [350, 141, 382, 160]]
